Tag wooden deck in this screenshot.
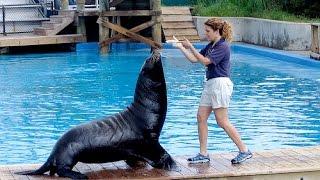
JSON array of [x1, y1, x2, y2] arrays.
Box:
[[0, 34, 86, 48], [1, 146, 320, 179]]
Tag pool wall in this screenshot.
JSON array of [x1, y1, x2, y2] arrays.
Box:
[[193, 16, 311, 51]]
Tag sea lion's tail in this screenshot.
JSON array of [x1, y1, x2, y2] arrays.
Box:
[[16, 157, 52, 175]]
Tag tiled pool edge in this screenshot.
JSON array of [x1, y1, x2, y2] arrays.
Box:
[[76, 42, 320, 68]]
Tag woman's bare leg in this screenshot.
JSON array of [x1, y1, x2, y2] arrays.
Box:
[[197, 106, 213, 155], [213, 108, 247, 152]]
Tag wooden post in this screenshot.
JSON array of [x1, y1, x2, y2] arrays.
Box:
[[99, 0, 110, 54], [311, 24, 319, 54], [76, 0, 86, 37], [76, 0, 85, 12], [61, 0, 69, 10], [311, 24, 320, 60], [151, 0, 162, 51]]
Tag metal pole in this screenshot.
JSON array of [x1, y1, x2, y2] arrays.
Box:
[[2, 5, 6, 36], [42, 1, 47, 17], [51, 1, 54, 15]]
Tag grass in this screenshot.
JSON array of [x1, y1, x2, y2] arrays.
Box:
[[192, 0, 320, 23]]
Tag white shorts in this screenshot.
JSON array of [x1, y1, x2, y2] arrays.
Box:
[[199, 77, 233, 109]]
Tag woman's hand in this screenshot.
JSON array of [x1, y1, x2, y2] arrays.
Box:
[[167, 36, 183, 49], [170, 36, 198, 63], [172, 42, 183, 48], [181, 37, 193, 49]]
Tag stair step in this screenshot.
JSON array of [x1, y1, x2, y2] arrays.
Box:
[[33, 27, 51, 36], [34, 27, 53, 30], [42, 21, 60, 29], [50, 15, 66, 18], [50, 16, 73, 23], [58, 10, 76, 17], [164, 28, 199, 36], [161, 7, 191, 15], [162, 15, 193, 22], [50, 15, 67, 22], [165, 35, 200, 41], [162, 22, 196, 29], [49, 17, 63, 23]]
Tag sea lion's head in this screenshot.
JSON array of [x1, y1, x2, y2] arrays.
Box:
[[140, 50, 165, 84]]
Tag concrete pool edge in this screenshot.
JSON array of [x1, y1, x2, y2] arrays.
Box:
[[233, 43, 320, 68]]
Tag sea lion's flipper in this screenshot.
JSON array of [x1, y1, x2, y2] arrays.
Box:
[[125, 157, 147, 168], [143, 142, 180, 171], [49, 165, 57, 176], [16, 159, 51, 175], [153, 152, 180, 171], [57, 167, 88, 179]]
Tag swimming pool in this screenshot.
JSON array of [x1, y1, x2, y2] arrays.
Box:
[[0, 43, 319, 164]]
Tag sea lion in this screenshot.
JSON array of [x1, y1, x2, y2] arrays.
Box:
[[17, 50, 177, 179]]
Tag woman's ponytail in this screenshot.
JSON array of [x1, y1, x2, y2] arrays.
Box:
[[222, 21, 233, 43]]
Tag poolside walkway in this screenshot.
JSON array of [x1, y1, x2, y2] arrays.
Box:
[[0, 34, 86, 48], [1, 146, 320, 179]]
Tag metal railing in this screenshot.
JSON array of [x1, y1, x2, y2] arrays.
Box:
[[0, 0, 101, 36], [0, 2, 53, 36]]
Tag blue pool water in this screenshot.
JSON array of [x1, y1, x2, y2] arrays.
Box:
[[0, 43, 319, 164]]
